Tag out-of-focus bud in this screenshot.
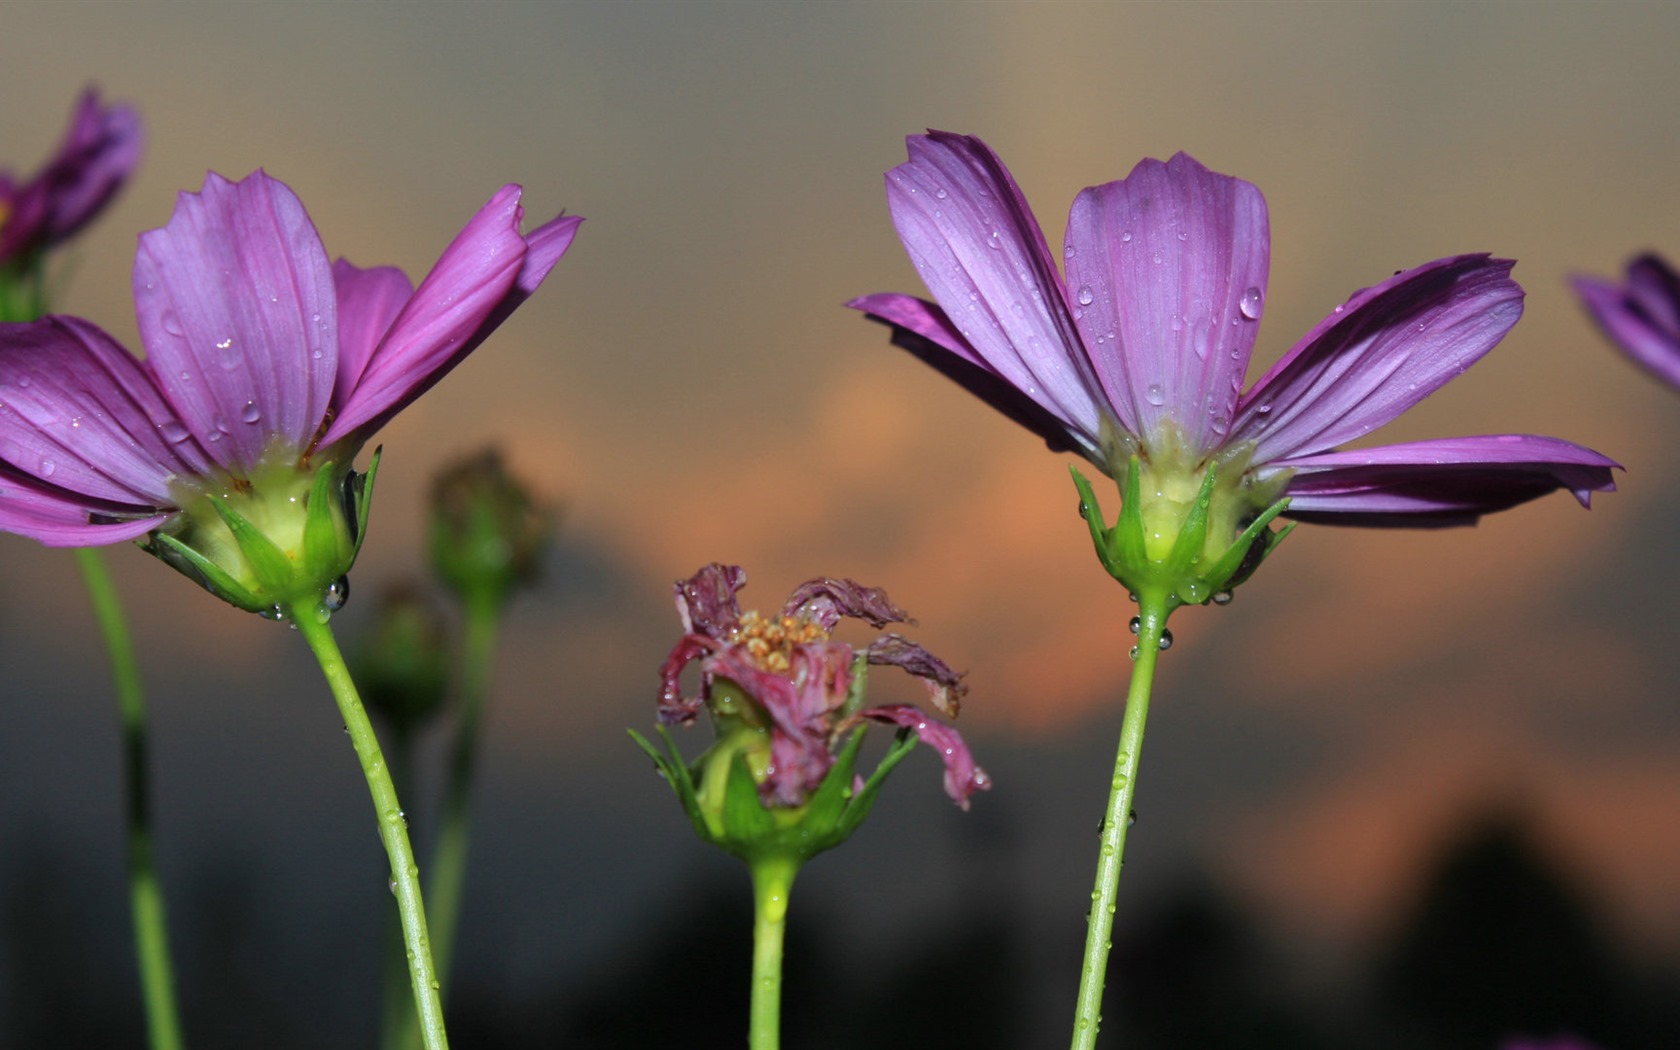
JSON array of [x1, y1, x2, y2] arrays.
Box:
[[428, 448, 555, 609], [351, 584, 452, 734]]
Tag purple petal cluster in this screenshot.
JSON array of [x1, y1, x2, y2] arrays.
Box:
[[0, 171, 580, 547], [0, 88, 141, 266], [1574, 253, 1680, 392], [660, 563, 987, 809], [850, 132, 1615, 527]]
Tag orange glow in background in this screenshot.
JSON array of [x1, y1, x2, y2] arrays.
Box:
[[2, 0, 1678, 993]]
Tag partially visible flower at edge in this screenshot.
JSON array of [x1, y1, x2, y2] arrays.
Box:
[[1573, 252, 1680, 392], [0, 88, 142, 278], [0, 170, 581, 618], [657, 563, 987, 815], [849, 132, 1616, 606]]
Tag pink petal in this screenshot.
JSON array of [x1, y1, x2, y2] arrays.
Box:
[[133, 171, 338, 473], [321, 188, 581, 447], [879, 132, 1104, 442], [1063, 152, 1270, 459], [0, 89, 143, 261], [1574, 254, 1680, 390], [863, 703, 990, 809], [674, 562, 746, 638], [1232, 255, 1522, 465], [0, 473, 166, 547], [332, 260, 414, 402], [1274, 434, 1618, 524], [0, 316, 204, 506]]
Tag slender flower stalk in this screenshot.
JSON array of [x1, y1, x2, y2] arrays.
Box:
[[75, 547, 185, 1050], [850, 131, 1618, 1049], [634, 564, 987, 1050], [1573, 252, 1680, 392], [289, 602, 449, 1050], [0, 169, 579, 1045]]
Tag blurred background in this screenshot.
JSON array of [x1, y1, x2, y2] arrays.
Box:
[[2, 2, 1678, 1047]]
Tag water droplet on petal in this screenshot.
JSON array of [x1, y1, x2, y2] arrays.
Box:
[[160, 421, 191, 444], [1077, 285, 1094, 306], [1239, 286, 1263, 320], [934, 187, 948, 200], [160, 311, 185, 337], [1120, 231, 1133, 243], [1144, 383, 1167, 406], [240, 401, 261, 424], [39, 459, 55, 478], [1064, 244, 1077, 260]]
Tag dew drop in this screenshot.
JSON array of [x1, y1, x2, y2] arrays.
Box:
[[323, 575, 351, 613], [1064, 244, 1077, 260], [1170, 312, 1184, 332], [1128, 616, 1141, 635], [16, 376, 29, 388], [1255, 403, 1272, 415], [1144, 383, 1167, 406], [1158, 628, 1174, 651], [934, 187, 948, 200], [240, 401, 261, 424], [1239, 286, 1263, 320], [1119, 231, 1133, 243], [1128, 809, 1138, 827], [1176, 229, 1189, 241], [38, 459, 55, 478], [1151, 251, 1163, 265], [1211, 589, 1234, 606], [1128, 645, 1139, 660], [986, 229, 1003, 250], [1076, 500, 1088, 518], [160, 311, 185, 337], [1077, 285, 1094, 306]]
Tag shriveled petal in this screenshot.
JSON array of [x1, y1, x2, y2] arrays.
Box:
[[847, 295, 1096, 460], [1574, 254, 1680, 390], [1064, 152, 1270, 458], [0, 89, 143, 260], [1273, 434, 1618, 525], [674, 562, 746, 639], [863, 704, 989, 809], [878, 132, 1104, 441], [332, 260, 413, 400], [783, 575, 912, 630], [865, 632, 967, 718], [1233, 255, 1522, 464], [0, 317, 206, 506], [0, 468, 167, 547], [133, 171, 337, 473], [707, 645, 841, 807], [656, 633, 718, 724], [321, 188, 581, 447]]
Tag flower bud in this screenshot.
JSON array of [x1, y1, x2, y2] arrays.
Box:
[[428, 448, 554, 609], [351, 585, 453, 734]]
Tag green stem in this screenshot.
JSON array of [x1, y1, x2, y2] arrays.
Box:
[[386, 590, 501, 1050], [1069, 594, 1169, 1050], [75, 547, 186, 1050], [428, 588, 501, 992], [288, 603, 449, 1050], [378, 726, 419, 1050], [748, 853, 801, 1050]]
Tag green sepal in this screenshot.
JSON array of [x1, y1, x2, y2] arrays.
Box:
[[1115, 455, 1149, 576], [1071, 467, 1120, 579], [1201, 497, 1294, 593], [302, 459, 348, 584], [206, 495, 296, 598], [348, 446, 382, 561], [628, 726, 713, 844], [144, 531, 269, 613], [832, 727, 917, 842]]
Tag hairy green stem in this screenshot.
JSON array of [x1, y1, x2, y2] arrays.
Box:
[[289, 604, 449, 1050], [1069, 594, 1168, 1050], [76, 548, 187, 1050], [749, 854, 800, 1050]]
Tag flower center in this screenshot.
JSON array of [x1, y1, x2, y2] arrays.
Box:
[[730, 610, 828, 673]]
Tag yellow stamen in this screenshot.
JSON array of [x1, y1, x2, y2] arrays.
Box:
[[731, 609, 828, 673]]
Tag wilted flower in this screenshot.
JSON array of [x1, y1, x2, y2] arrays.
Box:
[[0, 171, 580, 618], [1573, 253, 1680, 392], [850, 133, 1616, 607], [429, 447, 555, 608], [0, 88, 141, 270], [637, 564, 986, 862]]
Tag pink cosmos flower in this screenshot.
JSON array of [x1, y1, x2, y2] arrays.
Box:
[[0, 171, 579, 611], [1573, 253, 1680, 392], [659, 563, 988, 810], [850, 133, 1615, 529], [0, 88, 142, 268]]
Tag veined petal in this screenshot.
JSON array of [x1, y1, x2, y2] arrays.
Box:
[[846, 294, 1096, 459], [862, 703, 989, 809], [865, 632, 967, 717], [133, 171, 337, 473], [332, 260, 414, 400], [1233, 255, 1522, 464], [1574, 254, 1680, 389], [321, 188, 581, 447], [0, 316, 205, 506], [1064, 152, 1269, 459], [0, 469, 167, 547], [1273, 434, 1619, 524], [783, 575, 912, 630], [674, 562, 746, 639], [879, 132, 1104, 440]]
